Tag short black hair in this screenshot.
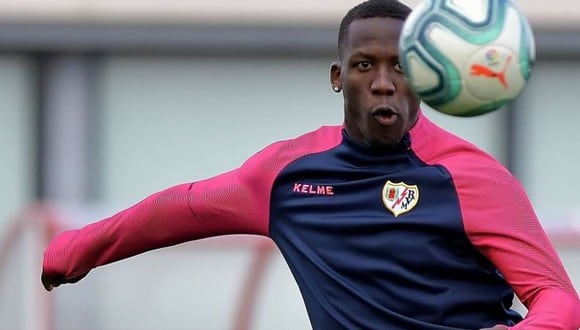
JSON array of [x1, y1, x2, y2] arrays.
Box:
[[338, 0, 412, 59]]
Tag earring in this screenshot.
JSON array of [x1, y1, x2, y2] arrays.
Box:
[[333, 86, 341, 92]]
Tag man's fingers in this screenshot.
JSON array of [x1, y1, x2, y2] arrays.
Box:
[[41, 272, 61, 291], [41, 271, 88, 291], [41, 274, 54, 291]]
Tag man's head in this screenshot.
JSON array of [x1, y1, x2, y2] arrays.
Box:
[[337, 0, 411, 61], [331, 0, 420, 147]]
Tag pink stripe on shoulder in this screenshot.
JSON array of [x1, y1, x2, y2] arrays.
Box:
[[242, 125, 344, 175], [409, 111, 499, 167]]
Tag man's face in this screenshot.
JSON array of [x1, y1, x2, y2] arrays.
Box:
[[331, 17, 420, 147]]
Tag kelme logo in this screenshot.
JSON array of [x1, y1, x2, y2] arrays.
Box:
[[381, 180, 419, 217]]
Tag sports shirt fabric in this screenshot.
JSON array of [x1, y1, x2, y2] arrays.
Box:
[[43, 111, 580, 329]]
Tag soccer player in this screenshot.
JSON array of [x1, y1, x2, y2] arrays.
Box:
[[41, 1, 580, 329]]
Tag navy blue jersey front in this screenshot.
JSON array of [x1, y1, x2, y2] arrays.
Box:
[[269, 128, 520, 329]]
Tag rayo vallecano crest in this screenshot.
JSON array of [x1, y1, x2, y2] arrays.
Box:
[[381, 180, 419, 217]]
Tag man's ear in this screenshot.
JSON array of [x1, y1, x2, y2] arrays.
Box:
[[330, 61, 342, 93]]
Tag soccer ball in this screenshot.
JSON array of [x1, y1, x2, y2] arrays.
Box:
[[399, 0, 536, 117]]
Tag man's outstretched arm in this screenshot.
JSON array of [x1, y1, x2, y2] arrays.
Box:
[[41, 169, 270, 290]]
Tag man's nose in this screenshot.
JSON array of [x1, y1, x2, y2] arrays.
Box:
[[371, 68, 396, 95]]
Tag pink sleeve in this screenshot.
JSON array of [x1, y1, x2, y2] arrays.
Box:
[[451, 160, 580, 330], [42, 167, 270, 280]]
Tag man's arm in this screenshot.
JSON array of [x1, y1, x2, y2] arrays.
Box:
[[42, 169, 270, 291], [457, 165, 580, 329]]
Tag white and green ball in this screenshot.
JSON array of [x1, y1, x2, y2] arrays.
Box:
[[399, 0, 536, 117]]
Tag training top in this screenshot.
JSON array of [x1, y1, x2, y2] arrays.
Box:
[[43, 111, 580, 330]]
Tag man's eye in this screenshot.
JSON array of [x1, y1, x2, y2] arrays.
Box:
[[357, 61, 372, 70], [394, 63, 404, 73]]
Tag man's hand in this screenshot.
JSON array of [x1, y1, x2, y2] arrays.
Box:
[[41, 271, 88, 291]]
